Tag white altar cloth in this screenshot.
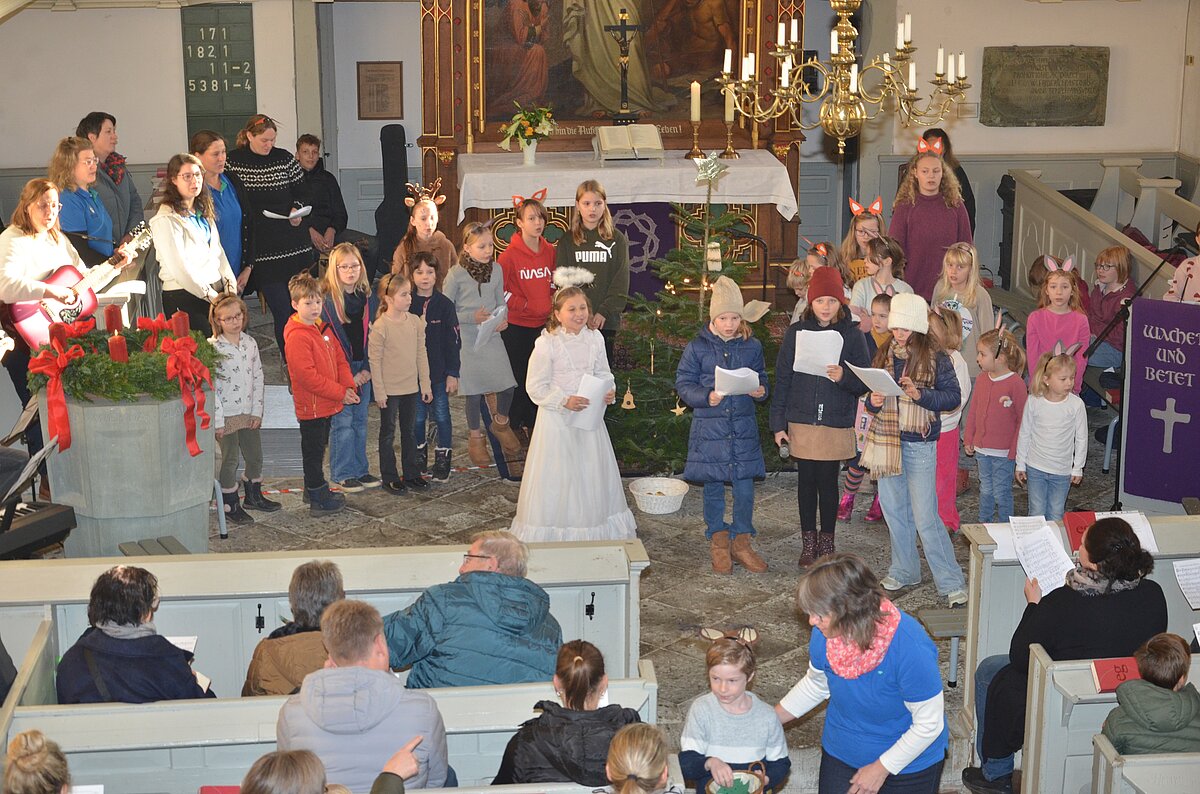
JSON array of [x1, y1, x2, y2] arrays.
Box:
[[456, 149, 797, 222]]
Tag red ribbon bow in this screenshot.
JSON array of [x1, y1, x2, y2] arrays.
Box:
[[137, 313, 172, 352], [62, 317, 96, 339], [28, 337, 85, 452], [161, 335, 213, 457]]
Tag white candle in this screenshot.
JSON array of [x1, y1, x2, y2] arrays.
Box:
[[937, 46, 945, 75], [958, 51, 966, 80], [791, 17, 799, 43], [883, 52, 890, 65], [690, 81, 701, 122], [742, 55, 751, 81], [831, 29, 838, 56], [904, 13, 912, 43], [781, 57, 792, 88], [947, 59, 955, 84], [778, 22, 785, 48], [747, 52, 755, 79], [896, 23, 905, 51], [723, 48, 732, 74], [724, 88, 735, 122], [849, 64, 858, 94], [908, 62, 916, 91]]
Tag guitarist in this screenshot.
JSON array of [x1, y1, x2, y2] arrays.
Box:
[[0, 178, 132, 486]]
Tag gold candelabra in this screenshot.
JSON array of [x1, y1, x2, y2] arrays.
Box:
[[718, 0, 969, 155]]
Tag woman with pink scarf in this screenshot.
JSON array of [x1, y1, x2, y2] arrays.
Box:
[[774, 554, 948, 794]]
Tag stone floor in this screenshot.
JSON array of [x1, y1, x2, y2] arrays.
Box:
[[209, 302, 1125, 791]]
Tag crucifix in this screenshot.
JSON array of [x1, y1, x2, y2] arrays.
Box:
[[604, 7, 642, 125], [1149, 397, 1192, 454]]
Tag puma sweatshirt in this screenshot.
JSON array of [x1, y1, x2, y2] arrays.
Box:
[[553, 227, 630, 331]]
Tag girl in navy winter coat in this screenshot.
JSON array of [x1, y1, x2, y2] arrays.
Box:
[[676, 277, 771, 575], [769, 266, 870, 567], [861, 293, 967, 608]]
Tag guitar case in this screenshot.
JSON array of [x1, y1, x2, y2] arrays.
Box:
[[373, 124, 411, 279]]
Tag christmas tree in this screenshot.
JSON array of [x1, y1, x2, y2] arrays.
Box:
[[610, 153, 786, 474]]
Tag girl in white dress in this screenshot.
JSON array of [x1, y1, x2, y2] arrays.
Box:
[[509, 281, 637, 542]]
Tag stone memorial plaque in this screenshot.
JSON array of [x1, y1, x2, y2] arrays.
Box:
[[980, 46, 1109, 127]]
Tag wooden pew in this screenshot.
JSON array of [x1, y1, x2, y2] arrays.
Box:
[[5, 660, 658, 793], [0, 617, 57, 762], [1022, 646, 1200, 794], [0, 541, 650, 697], [1092, 733, 1200, 794], [956, 517, 1200, 752]]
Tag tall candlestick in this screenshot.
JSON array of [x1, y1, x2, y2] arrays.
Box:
[[103, 304, 123, 332], [690, 81, 701, 122], [108, 333, 128, 364], [896, 23, 904, 51], [958, 52, 966, 80], [723, 48, 732, 74], [937, 46, 945, 76], [777, 22, 785, 48], [831, 29, 838, 56], [904, 13, 912, 43], [724, 87, 735, 122], [849, 64, 858, 94], [791, 17, 799, 43], [908, 62, 916, 91], [781, 57, 791, 88]]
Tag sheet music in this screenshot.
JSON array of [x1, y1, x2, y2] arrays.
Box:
[[473, 304, 508, 352], [714, 366, 760, 396], [1095, 510, 1159, 554], [985, 522, 1019, 561], [793, 330, 844, 376], [1010, 515, 1051, 539], [262, 205, 312, 220], [165, 636, 198, 654], [847, 363, 905, 397], [563, 374, 615, 431], [1015, 526, 1075, 598], [1172, 559, 1200, 610]]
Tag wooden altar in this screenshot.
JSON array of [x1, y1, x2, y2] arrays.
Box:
[[415, 0, 805, 264]]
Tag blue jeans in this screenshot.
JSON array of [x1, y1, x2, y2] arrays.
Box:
[[975, 654, 1015, 780], [977, 454, 1016, 522], [1088, 339, 1123, 369], [819, 752, 942, 794], [703, 479, 756, 538], [415, 379, 453, 448], [1026, 465, 1070, 522], [878, 440, 965, 595], [329, 360, 372, 482]]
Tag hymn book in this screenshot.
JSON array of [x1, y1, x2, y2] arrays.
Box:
[[592, 124, 666, 164], [1091, 656, 1140, 693]]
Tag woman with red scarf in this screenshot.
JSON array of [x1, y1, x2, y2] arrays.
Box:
[[775, 554, 948, 794]]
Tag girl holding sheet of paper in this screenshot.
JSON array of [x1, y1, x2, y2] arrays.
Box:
[[860, 293, 967, 608], [676, 276, 771, 574], [769, 267, 870, 568], [509, 284, 636, 542]]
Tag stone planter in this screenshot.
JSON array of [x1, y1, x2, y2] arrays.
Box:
[[39, 393, 214, 557]]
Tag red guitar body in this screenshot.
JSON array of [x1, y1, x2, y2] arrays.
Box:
[[6, 266, 100, 349]]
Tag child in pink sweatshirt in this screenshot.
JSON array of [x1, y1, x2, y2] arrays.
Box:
[[1025, 261, 1088, 393], [964, 327, 1028, 522]]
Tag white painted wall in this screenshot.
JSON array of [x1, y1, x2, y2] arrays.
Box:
[[330, 2, 423, 169], [892, 0, 1189, 154], [0, 0, 296, 170], [1181, 0, 1200, 158]]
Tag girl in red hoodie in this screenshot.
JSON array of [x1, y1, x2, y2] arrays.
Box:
[[499, 195, 555, 435]]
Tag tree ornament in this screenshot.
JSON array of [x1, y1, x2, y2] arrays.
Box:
[[670, 398, 687, 417], [621, 382, 636, 410]]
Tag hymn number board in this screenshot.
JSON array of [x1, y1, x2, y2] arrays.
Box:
[[180, 5, 258, 143]]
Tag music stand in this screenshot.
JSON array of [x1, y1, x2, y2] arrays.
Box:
[[0, 438, 58, 533]]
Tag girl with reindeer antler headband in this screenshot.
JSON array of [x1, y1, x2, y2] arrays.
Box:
[[390, 178, 457, 284], [1025, 256, 1089, 395], [889, 135, 973, 301], [498, 188, 556, 437]]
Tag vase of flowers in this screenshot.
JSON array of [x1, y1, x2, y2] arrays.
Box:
[[498, 103, 556, 166]]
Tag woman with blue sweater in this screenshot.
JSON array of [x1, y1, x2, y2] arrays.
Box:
[[676, 276, 770, 574], [770, 266, 870, 567], [861, 293, 966, 608], [777, 553, 948, 794]]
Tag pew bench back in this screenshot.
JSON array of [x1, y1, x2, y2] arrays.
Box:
[[1091, 733, 1200, 794]]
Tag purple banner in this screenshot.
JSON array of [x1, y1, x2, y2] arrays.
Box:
[[614, 202, 677, 300], [1123, 298, 1200, 503]]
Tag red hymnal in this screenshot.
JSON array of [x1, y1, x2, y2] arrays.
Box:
[[1063, 511, 1097, 552], [1092, 656, 1141, 693]]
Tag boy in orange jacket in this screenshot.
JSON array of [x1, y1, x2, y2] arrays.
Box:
[[283, 273, 358, 515]]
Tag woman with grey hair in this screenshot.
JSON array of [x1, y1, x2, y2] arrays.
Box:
[[774, 553, 947, 794], [243, 560, 345, 696]]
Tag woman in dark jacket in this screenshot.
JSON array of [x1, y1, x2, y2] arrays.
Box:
[[56, 565, 215, 704], [962, 517, 1167, 794], [770, 266, 869, 566], [492, 640, 640, 786]]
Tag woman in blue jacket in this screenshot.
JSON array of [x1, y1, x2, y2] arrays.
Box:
[[770, 267, 870, 567], [861, 293, 967, 608], [676, 276, 770, 575]]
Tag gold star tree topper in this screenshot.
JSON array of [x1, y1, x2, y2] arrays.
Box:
[[694, 151, 728, 186]]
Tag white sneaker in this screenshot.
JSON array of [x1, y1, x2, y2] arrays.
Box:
[[947, 589, 968, 608], [880, 576, 907, 591]]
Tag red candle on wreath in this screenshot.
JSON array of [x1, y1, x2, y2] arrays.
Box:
[[108, 333, 128, 363], [103, 304, 123, 332], [170, 310, 190, 339], [48, 322, 68, 349]]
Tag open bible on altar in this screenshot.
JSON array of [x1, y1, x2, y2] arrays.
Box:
[[592, 124, 666, 164]]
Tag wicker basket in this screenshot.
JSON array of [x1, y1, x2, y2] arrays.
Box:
[[628, 477, 688, 514]]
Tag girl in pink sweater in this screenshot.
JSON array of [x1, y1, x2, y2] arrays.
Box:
[[964, 327, 1028, 522], [1025, 261, 1089, 393]]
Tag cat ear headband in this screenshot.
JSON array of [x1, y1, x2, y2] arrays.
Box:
[[1045, 256, 1075, 273], [405, 178, 446, 208], [511, 187, 548, 209], [848, 196, 883, 217], [700, 626, 760, 647], [916, 136, 945, 156]]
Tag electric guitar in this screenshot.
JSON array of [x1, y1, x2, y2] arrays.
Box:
[[4, 222, 153, 349]]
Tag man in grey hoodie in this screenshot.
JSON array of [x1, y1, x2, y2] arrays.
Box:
[[277, 599, 449, 793]]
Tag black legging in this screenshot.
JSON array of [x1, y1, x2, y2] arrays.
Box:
[[796, 458, 841, 535]]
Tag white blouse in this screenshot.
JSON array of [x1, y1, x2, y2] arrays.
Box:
[[525, 326, 612, 411]]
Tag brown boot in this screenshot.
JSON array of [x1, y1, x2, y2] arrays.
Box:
[[485, 394, 523, 456], [709, 531, 732, 574], [731, 533, 768, 573], [817, 532, 835, 559], [468, 433, 491, 467], [799, 531, 819, 568]]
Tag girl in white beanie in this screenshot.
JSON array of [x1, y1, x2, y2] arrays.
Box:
[[860, 293, 968, 608]]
